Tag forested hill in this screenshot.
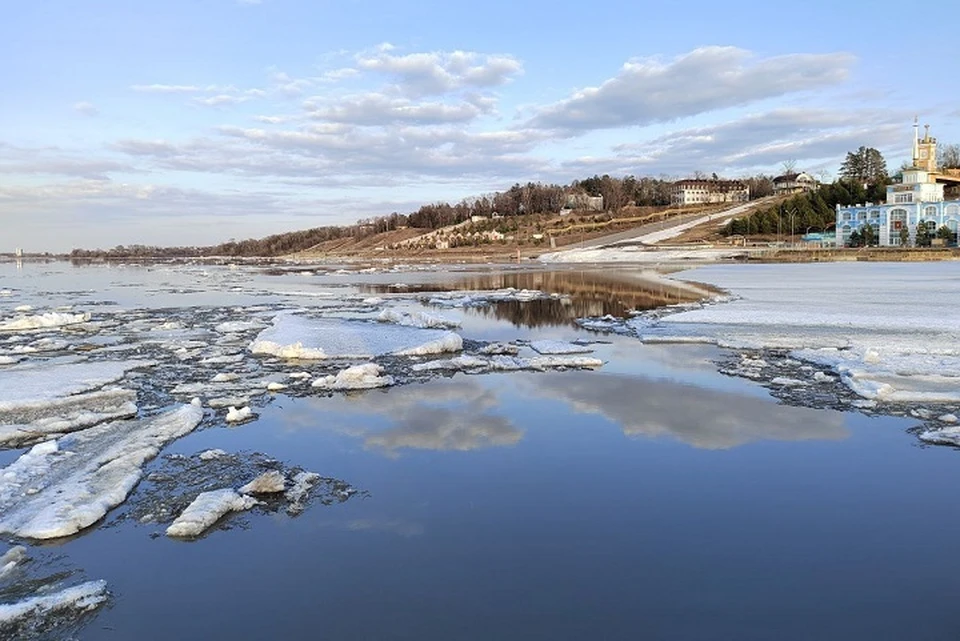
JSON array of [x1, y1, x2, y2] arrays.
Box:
[[69, 174, 776, 259]]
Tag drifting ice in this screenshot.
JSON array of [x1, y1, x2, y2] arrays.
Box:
[[0, 312, 91, 332], [166, 489, 259, 538], [529, 340, 594, 355], [311, 363, 395, 390], [251, 313, 462, 360], [0, 579, 108, 627], [0, 401, 204, 539]]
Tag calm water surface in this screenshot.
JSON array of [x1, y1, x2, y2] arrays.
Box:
[[2, 261, 959, 640]]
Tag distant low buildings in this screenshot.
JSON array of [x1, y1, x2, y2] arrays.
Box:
[[671, 179, 749, 206], [773, 172, 816, 195], [836, 119, 960, 246]]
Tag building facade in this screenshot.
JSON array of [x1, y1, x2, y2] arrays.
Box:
[[773, 172, 816, 195], [836, 120, 960, 246], [671, 179, 749, 206]]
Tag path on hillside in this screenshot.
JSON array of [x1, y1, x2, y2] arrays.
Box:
[[557, 197, 775, 251]]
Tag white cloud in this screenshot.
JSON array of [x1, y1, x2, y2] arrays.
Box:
[[527, 46, 856, 133], [592, 107, 909, 175], [73, 101, 99, 117], [131, 84, 204, 94], [355, 47, 523, 97], [193, 94, 251, 107], [303, 92, 493, 125]]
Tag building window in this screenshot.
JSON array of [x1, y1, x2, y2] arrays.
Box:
[[857, 212, 867, 221], [869, 210, 880, 219], [840, 225, 852, 246], [842, 212, 852, 221], [895, 193, 913, 203], [925, 206, 938, 217]]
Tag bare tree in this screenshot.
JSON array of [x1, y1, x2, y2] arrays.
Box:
[[938, 144, 960, 169], [781, 159, 798, 174]]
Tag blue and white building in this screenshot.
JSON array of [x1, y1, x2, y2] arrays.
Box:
[[836, 120, 960, 246]]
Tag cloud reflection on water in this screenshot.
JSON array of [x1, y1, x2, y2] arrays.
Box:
[[525, 371, 849, 450], [298, 377, 524, 455]]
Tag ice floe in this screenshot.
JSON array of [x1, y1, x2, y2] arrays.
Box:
[[165, 489, 259, 538], [529, 340, 594, 355], [0, 579, 108, 630], [412, 354, 603, 374], [640, 264, 960, 407], [0, 388, 138, 448], [225, 406, 254, 423], [377, 308, 460, 329], [0, 546, 26, 581], [0, 401, 203, 539], [251, 313, 462, 360], [198, 449, 227, 461], [0, 312, 91, 332], [0, 360, 151, 414], [239, 470, 286, 494], [311, 363, 395, 390]]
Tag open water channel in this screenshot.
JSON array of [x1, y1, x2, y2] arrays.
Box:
[[1, 260, 958, 640]]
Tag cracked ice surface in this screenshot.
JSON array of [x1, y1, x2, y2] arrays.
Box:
[[0, 401, 203, 539], [647, 263, 960, 407]]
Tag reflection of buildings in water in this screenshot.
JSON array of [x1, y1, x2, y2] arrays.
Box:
[[526, 372, 848, 450], [362, 269, 717, 329]]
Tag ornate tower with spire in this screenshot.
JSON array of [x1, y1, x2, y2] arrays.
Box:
[[913, 117, 938, 172]]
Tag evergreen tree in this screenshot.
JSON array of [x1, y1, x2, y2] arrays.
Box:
[[839, 147, 889, 185]]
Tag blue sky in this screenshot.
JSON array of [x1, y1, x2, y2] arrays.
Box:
[[2, 0, 956, 251]]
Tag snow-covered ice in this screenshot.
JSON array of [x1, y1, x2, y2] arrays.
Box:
[[0, 388, 138, 448], [165, 489, 259, 538], [654, 263, 960, 406], [0, 579, 108, 626], [239, 470, 286, 494], [0, 360, 150, 414], [529, 340, 594, 355], [0, 546, 26, 581], [0, 401, 204, 539], [377, 308, 460, 329], [225, 406, 254, 423], [0, 312, 91, 332], [311, 363, 395, 390], [284, 471, 321, 515], [251, 313, 462, 360], [198, 449, 227, 461]]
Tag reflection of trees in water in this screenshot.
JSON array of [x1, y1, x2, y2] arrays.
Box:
[[461, 271, 711, 328], [361, 269, 713, 328]]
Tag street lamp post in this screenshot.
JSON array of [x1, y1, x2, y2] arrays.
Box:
[[788, 208, 798, 248], [778, 203, 783, 247]]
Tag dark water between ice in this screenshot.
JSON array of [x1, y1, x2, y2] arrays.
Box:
[[4, 262, 960, 640]]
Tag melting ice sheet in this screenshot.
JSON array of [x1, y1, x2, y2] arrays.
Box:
[[250, 313, 462, 359], [649, 263, 960, 405]]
